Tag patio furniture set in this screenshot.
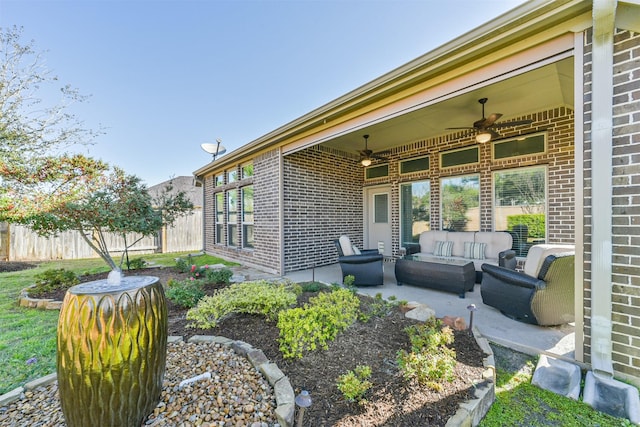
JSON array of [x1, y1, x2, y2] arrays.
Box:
[[334, 232, 575, 326]]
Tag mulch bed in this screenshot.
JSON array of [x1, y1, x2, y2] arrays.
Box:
[[22, 266, 489, 426]]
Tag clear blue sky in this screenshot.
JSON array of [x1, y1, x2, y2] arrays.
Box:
[[1, 0, 526, 186]]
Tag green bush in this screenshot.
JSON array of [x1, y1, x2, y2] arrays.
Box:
[[30, 269, 79, 297], [126, 258, 147, 270], [397, 318, 456, 391], [337, 365, 373, 403], [165, 278, 205, 308], [507, 214, 546, 239], [174, 256, 192, 273], [277, 288, 360, 359], [186, 281, 298, 329], [405, 318, 454, 352], [203, 267, 233, 284]]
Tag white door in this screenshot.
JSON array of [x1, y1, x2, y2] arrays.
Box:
[[365, 186, 391, 257]]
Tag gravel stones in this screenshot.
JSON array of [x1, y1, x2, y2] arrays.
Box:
[[0, 341, 279, 427]]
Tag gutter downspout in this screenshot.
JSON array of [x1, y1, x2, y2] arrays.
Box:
[[590, 0, 616, 379], [194, 176, 206, 253]]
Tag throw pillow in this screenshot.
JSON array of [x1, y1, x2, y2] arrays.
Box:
[[434, 240, 453, 257], [464, 241, 487, 260]]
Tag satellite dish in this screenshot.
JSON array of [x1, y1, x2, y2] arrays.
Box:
[[201, 138, 227, 159]]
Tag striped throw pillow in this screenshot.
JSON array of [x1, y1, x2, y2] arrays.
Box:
[[464, 241, 487, 260], [434, 240, 454, 257]]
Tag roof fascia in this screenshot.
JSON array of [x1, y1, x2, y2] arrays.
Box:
[[194, 0, 592, 178]]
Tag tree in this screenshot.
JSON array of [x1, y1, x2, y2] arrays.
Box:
[[0, 26, 107, 224], [26, 168, 194, 271]]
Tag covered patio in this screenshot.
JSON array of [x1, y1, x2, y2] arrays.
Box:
[[285, 261, 575, 361]]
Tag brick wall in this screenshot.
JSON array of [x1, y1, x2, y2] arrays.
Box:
[[282, 146, 363, 272], [583, 28, 640, 380]]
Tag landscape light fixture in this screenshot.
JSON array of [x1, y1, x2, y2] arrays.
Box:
[[295, 390, 312, 427], [201, 137, 227, 160]]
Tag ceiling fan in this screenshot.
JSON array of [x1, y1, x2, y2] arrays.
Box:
[[359, 134, 388, 166], [446, 98, 533, 143]]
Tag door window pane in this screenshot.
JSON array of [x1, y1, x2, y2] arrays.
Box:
[[400, 181, 430, 244], [440, 175, 480, 231], [494, 166, 546, 256], [374, 194, 388, 223]]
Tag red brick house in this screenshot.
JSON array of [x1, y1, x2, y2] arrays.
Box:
[[194, 0, 640, 385]]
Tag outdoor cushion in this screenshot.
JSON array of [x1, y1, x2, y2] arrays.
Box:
[[447, 232, 475, 257], [434, 240, 453, 257], [464, 241, 486, 259], [524, 244, 575, 277], [474, 231, 512, 260], [338, 235, 355, 256]]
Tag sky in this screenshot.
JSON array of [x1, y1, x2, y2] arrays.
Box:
[[1, 0, 527, 186]]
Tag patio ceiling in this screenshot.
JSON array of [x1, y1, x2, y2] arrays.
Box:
[[321, 56, 574, 156]]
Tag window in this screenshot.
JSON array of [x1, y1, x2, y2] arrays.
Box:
[[493, 133, 546, 160], [440, 175, 480, 231], [215, 174, 224, 187], [400, 156, 429, 174], [228, 168, 238, 184], [242, 186, 254, 249], [400, 180, 430, 244], [365, 164, 389, 179], [241, 163, 254, 179], [494, 166, 546, 257], [374, 193, 388, 223], [227, 189, 238, 246], [440, 146, 479, 168], [215, 193, 224, 244]]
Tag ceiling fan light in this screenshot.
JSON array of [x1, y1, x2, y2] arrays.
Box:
[[476, 131, 492, 143], [361, 158, 372, 167]]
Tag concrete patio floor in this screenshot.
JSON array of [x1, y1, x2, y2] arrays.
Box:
[[284, 261, 575, 360]]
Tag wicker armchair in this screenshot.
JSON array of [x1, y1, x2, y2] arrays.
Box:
[[334, 236, 384, 286], [480, 244, 575, 326]]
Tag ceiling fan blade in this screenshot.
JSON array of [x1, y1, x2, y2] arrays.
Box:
[[475, 113, 502, 128], [493, 119, 534, 128], [446, 126, 476, 130], [371, 154, 388, 160], [489, 129, 501, 139]]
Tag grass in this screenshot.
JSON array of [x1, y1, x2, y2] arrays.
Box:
[[480, 359, 634, 426], [0, 254, 635, 426], [0, 252, 236, 394]]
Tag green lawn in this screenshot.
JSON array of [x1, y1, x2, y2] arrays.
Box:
[[0, 254, 635, 426], [0, 252, 233, 394]]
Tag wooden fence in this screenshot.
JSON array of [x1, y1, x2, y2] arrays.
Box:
[[0, 209, 202, 262]]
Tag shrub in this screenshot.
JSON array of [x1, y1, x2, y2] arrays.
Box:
[[30, 269, 79, 297], [165, 279, 205, 308], [277, 288, 360, 359], [186, 281, 298, 329], [203, 267, 233, 284], [397, 318, 456, 391], [126, 258, 147, 270], [174, 256, 192, 273], [507, 214, 546, 239], [337, 365, 373, 403]]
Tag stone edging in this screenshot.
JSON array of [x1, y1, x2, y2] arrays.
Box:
[[1, 326, 496, 427], [18, 285, 63, 310]]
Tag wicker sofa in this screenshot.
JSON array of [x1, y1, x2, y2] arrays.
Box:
[[403, 230, 516, 282]]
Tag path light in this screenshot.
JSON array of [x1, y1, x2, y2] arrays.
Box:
[[467, 304, 477, 332], [295, 390, 312, 427]]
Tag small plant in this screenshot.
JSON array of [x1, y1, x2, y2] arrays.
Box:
[[277, 287, 360, 359], [187, 281, 298, 329], [300, 282, 323, 293], [397, 318, 457, 391], [203, 267, 233, 284], [343, 275, 355, 288], [337, 365, 373, 404], [30, 269, 79, 297], [165, 279, 205, 308], [174, 255, 193, 273], [126, 258, 147, 270]]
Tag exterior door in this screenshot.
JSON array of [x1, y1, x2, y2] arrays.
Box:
[[365, 186, 391, 257]]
